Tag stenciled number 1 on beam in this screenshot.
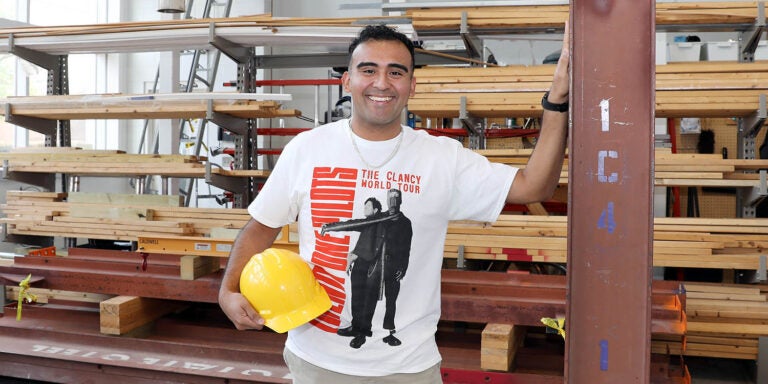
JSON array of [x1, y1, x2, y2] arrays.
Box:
[[597, 97, 617, 236]]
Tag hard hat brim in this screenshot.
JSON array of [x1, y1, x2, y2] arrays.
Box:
[[264, 289, 333, 333]]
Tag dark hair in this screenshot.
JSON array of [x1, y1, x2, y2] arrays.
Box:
[[365, 197, 382, 213], [348, 24, 415, 70]]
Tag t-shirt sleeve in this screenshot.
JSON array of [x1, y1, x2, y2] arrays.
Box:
[[449, 146, 518, 222], [246, 136, 303, 228]]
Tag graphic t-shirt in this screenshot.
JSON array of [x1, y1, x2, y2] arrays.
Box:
[[248, 119, 517, 376]]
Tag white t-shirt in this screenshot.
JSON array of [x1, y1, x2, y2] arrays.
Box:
[[248, 119, 517, 376]]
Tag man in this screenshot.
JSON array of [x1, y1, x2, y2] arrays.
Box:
[[219, 23, 569, 383]]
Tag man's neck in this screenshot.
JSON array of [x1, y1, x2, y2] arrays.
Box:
[[349, 119, 402, 141]]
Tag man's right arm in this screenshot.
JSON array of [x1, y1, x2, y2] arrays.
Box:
[[218, 218, 283, 330]]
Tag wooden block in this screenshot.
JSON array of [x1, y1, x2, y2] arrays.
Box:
[[99, 296, 183, 335], [481, 323, 524, 371], [180, 255, 221, 280]]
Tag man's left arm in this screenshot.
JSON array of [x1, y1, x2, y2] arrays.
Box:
[[506, 20, 570, 205]]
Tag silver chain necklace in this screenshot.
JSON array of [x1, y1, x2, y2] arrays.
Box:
[[348, 119, 404, 169]]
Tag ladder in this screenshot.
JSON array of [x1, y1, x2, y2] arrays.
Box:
[[136, 0, 234, 206]]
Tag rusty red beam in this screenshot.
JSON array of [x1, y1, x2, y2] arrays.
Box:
[[0, 303, 687, 384], [568, 1, 656, 382], [1, 254, 684, 334], [441, 271, 684, 336], [0, 305, 289, 383]]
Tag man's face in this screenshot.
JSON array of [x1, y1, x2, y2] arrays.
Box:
[[388, 190, 401, 211], [364, 201, 375, 217], [342, 39, 416, 132]]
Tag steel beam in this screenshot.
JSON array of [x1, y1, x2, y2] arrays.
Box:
[[0, 300, 688, 384], [567, 1, 656, 383]]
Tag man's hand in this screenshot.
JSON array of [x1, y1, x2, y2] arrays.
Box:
[[347, 253, 358, 274], [548, 19, 570, 104], [218, 290, 265, 331]]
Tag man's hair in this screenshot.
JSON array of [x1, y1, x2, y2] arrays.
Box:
[[365, 197, 383, 213], [348, 24, 415, 70]]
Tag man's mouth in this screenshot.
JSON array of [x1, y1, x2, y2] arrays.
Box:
[[367, 95, 394, 102]]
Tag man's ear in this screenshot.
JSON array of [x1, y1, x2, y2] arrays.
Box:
[[342, 71, 351, 93]]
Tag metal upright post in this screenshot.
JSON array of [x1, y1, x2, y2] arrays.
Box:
[[567, 1, 655, 382]]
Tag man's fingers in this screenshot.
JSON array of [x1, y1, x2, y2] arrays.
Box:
[[236, 304, 265, 330]]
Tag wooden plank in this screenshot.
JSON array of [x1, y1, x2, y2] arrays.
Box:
[[67, 192, 182, 207], [99, 296, 184, 335], [5, 286, 113, 304], [180, 255, 221, 280], [69, 205, 153, 221]]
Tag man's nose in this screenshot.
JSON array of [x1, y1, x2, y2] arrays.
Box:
[[373, 72, 390, 89]]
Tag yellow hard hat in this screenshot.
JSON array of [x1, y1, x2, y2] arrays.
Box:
[[239, 248, 332, 333]]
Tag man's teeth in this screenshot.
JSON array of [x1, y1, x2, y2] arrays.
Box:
[[369, 96, 392, 102]]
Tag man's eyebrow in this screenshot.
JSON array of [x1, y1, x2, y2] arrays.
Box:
[[388, 63, 410, 73], [356, 61, 410, 73]]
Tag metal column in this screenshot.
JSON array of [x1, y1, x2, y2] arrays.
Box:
[[566, 1, 655, 383]]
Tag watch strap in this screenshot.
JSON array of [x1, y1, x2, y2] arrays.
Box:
[[541, 91, 569, 113]]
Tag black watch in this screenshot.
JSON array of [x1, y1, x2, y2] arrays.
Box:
[[541, 91, 569, 113]]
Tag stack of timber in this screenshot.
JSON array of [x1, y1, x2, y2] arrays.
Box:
[[0, 92, 300, 120], [0, 148, 271, 178], [654, 282, 768, 361], [478, 148, 768, 188], [0, 190, 252, 241], [0, 13, 416, 56], [408, 2, 763, 31], [0, 149, 207, 177], [445, 214, 768, 271], [0, 13, 396, 39], [409, 61, 768, 119]]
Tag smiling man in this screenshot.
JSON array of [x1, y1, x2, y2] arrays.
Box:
[[218, 24, 571, 383]]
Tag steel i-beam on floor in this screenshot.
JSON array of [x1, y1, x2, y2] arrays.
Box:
[[567, 1, 656, 383]]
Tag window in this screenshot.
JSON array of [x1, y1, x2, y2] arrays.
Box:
[[2, 0, 114, 149]]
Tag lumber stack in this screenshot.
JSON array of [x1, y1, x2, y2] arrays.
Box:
[[0, 191, 252, 241], [477, 148, 768, 188], [654, 282, 768, 360], [3, 188, 765, 268], [0, 93, 300, 120], [0, 14, 390, 40], [0, 148, 273, 178], [409, 61, 768, 119], [408, 2, 762, 30], [445, 214, 768, 271], [0, 148, 207, 177]]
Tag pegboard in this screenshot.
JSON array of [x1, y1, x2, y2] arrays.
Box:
[[671, 117, 767, 219], [673, 117, 738, 158]]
